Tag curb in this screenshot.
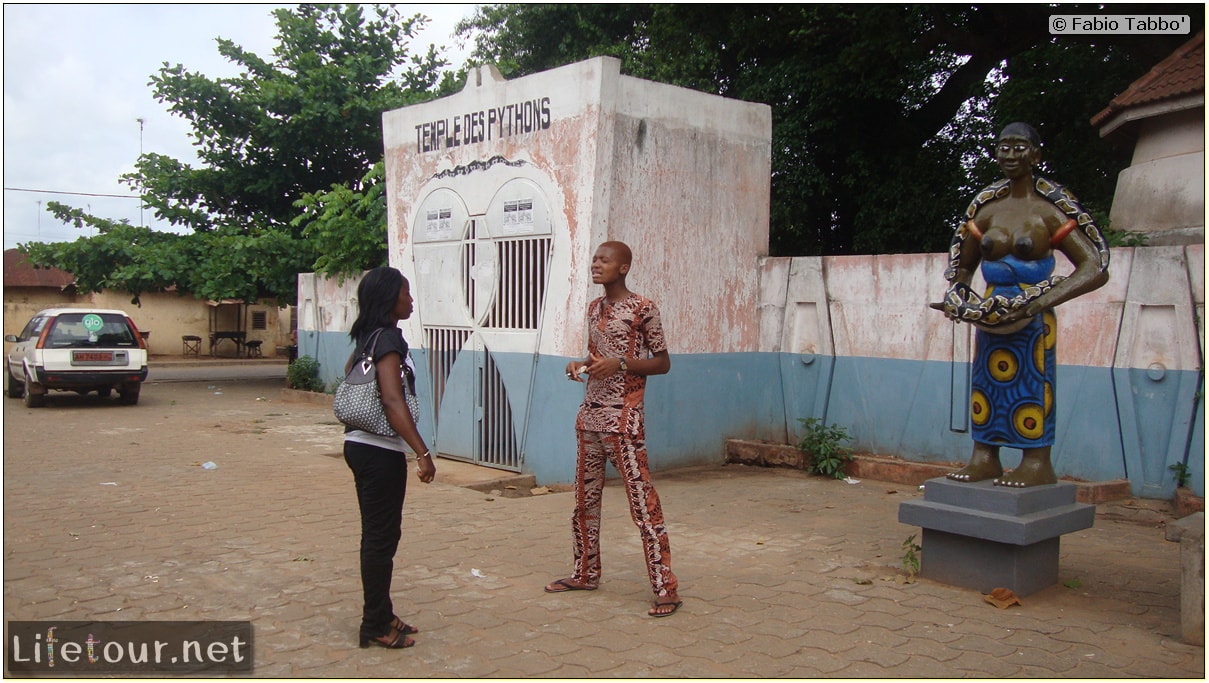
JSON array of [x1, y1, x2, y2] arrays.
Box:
[[151, 356, 289, 369], [1175, 487, 1206, 517], [280, 388, 333, 406], [278, 389, 550, 497], [724, 438, 1133, 505], [461, 474, 540, 496]]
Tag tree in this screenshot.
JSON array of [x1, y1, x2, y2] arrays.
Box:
[[22, 4, 456, 305], [30, 204, 314, 307], [457, 3, 1203, 256], [292, 160, 389, 283]]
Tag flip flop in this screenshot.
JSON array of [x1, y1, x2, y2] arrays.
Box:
[[648, 599, 683, 618], [544, 578, 597, 593]]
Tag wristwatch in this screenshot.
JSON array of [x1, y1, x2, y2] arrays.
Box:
[[617, 358, 628, 372]]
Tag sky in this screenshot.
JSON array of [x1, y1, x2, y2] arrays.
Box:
[[1, 3, 477, 250]]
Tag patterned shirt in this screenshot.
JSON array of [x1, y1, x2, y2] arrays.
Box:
[[576, 293, 668, 434]]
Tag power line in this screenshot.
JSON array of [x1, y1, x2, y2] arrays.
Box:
[[4, 186, 139, 199]]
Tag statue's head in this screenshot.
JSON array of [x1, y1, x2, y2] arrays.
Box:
[[995, 122, 1041, 178], [998, 122, 1041, 146]]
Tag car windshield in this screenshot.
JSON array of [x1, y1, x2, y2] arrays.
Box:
[[44, 313, 137, 348]]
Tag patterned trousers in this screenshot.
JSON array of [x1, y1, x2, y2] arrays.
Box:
[[571, 429, 678, 597]]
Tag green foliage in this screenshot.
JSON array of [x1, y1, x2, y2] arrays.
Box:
[[287, 356, 323, 392], [22, 208, 183, 306], [1063, 578, 1083, 589], [988, 37, 1141, 224], [23, 205, 314, 307], [796, 417, 854, 480], [1170, 462, 1191, 488], [1104, 228, 1150, 248], [28, 4, 455, 305], [293, 161, 389, 283], [901, 534, 922, 581], [137, 4, 445, 233], [459, 3, 1201, 257]]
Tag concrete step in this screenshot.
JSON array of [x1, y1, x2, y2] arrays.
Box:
[[725, 438, 1133, 505]]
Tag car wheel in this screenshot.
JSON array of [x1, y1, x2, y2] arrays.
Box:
[[119, 384, 140, 406], [6, 370, 23, 399], [97, 387, 113, 398], [23, 379, 45, 408]]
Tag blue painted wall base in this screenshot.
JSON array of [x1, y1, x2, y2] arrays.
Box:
[[298, 328, 1201, 498]]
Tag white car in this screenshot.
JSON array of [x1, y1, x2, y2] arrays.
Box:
[[5, 308, 149, 407]]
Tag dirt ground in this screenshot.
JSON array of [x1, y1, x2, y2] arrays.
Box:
[[4, 377, 343, 461]]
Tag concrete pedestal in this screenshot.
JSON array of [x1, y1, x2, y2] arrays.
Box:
[[898, 477, 1095, 596], [1165, 512, 1205, 645]]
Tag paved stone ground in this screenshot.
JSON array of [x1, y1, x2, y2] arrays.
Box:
[[3, 378, 1204, 677]]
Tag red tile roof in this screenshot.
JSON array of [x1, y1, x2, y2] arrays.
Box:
[[1091, 30, 1205, 128], [3, 249, 76, 289]]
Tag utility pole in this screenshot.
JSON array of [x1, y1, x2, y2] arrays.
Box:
[[136, 117, 145, 227]]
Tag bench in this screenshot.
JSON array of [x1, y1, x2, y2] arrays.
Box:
[[209, 331, 245, 357]]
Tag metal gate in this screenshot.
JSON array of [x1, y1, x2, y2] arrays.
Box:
[[412, 179, 554, 472]]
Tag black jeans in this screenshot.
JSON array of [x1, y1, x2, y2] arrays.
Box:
[[344, 440, 408, 638]]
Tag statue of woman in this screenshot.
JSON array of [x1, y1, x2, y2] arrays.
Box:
[[933, 122, 1110, 487]]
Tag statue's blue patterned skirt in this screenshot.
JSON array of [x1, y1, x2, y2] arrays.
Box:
[[971, 255, 1057, 448]]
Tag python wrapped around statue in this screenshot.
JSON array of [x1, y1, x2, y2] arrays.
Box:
[[931, 122, 1109, 488]]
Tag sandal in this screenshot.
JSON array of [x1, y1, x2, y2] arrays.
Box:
[[544, 577, 597, 593], [391, 617, 418, 636], [648, 598, 682, 618], [359, 627, 415, 649]]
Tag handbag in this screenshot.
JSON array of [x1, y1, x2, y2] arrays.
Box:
[[333, 328, 419, 436]]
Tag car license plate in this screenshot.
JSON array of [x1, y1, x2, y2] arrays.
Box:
[[71, 351, 121, 366]]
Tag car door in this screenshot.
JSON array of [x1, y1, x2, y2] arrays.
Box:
[[8, 315, 46, 380]]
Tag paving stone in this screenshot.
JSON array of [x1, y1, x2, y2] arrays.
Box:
[[676, 640, 748, 664], [743, 616, 808, 640], [779, 645, 851, 674], [1001, 628, 1077, 654], [726, 652, 800, 678], [737, 632, 803, 659], [693, 621, 757, 647], [946, 649, 1025, 677], [891, 632, 966, 662], [853, 607, 914, 632]]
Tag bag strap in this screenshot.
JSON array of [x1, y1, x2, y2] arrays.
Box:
[[345, 327, 387, 375], [359, 327, 388, 360], [356, 327, 414, 395]]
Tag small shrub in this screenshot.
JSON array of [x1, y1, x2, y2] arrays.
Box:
[[796, 417, 854, 479], [901, 533, 922, 581], [1170, 462, 1191, 488], [1105, 228, 1149, 247], [287, 355, 323, 392]]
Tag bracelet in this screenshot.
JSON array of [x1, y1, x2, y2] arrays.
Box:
[[419, 451, 432, 459]]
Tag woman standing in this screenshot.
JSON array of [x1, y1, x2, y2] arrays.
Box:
[[344, 266, 436, 649]]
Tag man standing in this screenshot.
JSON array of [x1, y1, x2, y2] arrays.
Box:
[[544, 241, 682, 617]]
